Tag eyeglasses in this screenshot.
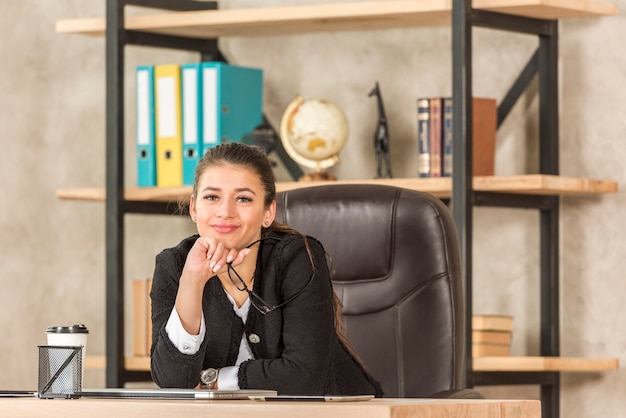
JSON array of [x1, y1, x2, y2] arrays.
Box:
[[227, 236, 314, 315]]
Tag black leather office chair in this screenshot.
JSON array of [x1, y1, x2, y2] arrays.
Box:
[[276, 184, 479, 398]]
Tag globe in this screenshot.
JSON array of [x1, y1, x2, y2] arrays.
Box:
[[280, 96, 349, 180]]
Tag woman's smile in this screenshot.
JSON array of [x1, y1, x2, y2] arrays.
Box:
[[211, 222, 240, 234]]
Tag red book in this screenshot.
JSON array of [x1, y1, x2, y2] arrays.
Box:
[[429, 98, 443, 177]]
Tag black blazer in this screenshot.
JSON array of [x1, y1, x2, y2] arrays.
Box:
[[150, 231, 383, 396]]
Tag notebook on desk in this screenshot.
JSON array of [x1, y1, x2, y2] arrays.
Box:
[[80, 388, 277, 400]]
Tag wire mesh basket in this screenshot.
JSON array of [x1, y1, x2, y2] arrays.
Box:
[[37, 345, 83, 399]]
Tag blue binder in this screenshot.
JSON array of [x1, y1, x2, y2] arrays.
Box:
[[136, 65, 156, 187], [201, 62, 263, 155], [181, 63, 203, 186]]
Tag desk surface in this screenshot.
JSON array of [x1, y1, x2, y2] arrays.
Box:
[[3, 397, 539, 418]]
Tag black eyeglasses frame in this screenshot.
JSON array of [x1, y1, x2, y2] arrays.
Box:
[[226, 236, 314, 315]]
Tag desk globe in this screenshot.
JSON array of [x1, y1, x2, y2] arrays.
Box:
[[280, 96, 348, 181]]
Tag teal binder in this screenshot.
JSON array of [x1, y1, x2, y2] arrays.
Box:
[[136, 65, 156, 187], [201, 62, 263, 156], [181, 63, 203, 186]]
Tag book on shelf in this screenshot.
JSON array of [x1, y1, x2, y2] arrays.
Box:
[[472, 314, 514, 332], [466, 97, 497, 177], [472, 342, 511, 357], [132, 278, 153, 357], [442, 97, 453, 177], [472, 315, 513, 357], [416, 98, 431, 177], [418, 96, 497, 177], [429, 97, 442, 177], [472, 330, 512, 345]]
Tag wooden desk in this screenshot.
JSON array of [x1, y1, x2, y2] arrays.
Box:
[[3, 397, 539, 418]]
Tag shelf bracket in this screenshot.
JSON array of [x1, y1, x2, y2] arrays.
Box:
[[497, 49, 539, 128]]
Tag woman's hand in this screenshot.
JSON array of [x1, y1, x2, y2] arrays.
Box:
[[183, 237, 251, 286]]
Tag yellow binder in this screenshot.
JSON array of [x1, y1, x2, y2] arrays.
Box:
[[154, 64, 183, 187]]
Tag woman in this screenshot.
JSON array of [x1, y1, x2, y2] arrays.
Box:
[[150, 142, 383, 396]]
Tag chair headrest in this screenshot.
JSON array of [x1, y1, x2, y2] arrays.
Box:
[[276, 184, 461, 314]]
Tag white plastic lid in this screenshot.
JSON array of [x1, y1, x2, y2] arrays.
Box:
[[45, 324, 89, 334]]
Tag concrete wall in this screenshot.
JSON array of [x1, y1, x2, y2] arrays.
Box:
[[1, 1, 623, 415]]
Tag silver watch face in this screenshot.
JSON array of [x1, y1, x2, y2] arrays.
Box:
[[200, 368, 218, 385]]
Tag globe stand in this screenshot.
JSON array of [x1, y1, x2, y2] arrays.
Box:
[[299, 171, 337, 182]]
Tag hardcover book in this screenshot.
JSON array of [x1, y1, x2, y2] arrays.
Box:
[[472, 343, 511, 357], [472, 330, 512, 345], [472, 314, 514, 332], [442, 97, 497, 177], [416, 98, 431, 177], [429, 97, 443, 177]]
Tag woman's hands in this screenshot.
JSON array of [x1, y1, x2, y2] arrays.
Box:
[[175, 237, 251, 335], [184, 237, 251, 286]]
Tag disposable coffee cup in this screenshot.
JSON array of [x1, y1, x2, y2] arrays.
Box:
[[45, 324, 89, 391]]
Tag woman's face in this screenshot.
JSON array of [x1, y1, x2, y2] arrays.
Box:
[[190, 163, 275, 250]]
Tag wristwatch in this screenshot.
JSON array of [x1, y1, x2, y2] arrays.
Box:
[[200, 368, 219, 389]]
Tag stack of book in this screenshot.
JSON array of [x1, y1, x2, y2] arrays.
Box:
[[472, 314, 513, 357], [416, 97, 497, 178]]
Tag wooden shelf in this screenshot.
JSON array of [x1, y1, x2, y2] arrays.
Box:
[[55, 175, 618, 202], [473, 356, 620, 372], [55, 0, 616, 39], [85, 355, 619, 373], [475, 0, 617, 19]]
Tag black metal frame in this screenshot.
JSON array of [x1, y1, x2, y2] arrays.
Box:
[[452, 1, 560, 417]]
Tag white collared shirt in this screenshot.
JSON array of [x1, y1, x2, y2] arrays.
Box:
[[165, 293, 254, 390]]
